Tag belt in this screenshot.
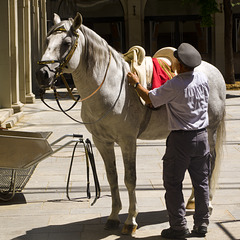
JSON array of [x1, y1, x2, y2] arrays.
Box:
[[172, 128, 206, 133]]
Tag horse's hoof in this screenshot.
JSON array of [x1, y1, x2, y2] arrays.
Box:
[[104, 219, 120, 230], [186, 200, 195, 209], [121, 224, 137, 235]]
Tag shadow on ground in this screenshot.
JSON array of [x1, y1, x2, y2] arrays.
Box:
[[0, 193, 26, 205], [216, 220, 240, 240], [10, 210, 195, 240], [226, 93, 240, 99]]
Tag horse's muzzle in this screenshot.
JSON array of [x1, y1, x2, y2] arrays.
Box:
[[36, 66, 54, 89]]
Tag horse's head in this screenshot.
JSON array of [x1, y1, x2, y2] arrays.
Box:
[[36, 12, 83, 89]]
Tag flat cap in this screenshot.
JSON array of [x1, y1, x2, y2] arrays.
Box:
[[174, 43, 201, 68]]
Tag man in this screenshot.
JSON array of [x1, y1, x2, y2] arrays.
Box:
[[127, 43, 210, 239]]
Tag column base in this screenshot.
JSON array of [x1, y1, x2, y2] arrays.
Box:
[[12, 102, 24, 113], [25, 93, 36, 104]]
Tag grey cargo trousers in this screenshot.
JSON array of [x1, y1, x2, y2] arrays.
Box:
[[163, 128, 210, 230]]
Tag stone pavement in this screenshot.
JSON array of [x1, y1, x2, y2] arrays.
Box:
[[0, 90, 240, 240]]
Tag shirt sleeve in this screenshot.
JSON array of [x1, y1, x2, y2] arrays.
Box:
[[148, 77, 179, 108]]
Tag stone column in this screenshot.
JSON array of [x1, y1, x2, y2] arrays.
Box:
[[25, 0, 35, 103], [126, 0, 143, 48], [10, 0, 23, 112], [40, 0, 47, 52], [0, 0, 12, 109], [18, 0, 27, 103], [31, 0, 41, 94]]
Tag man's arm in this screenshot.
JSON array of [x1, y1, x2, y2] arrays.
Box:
[[127, 72, 152, 105]]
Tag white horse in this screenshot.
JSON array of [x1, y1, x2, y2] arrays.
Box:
[[36, 13, 226, 235]]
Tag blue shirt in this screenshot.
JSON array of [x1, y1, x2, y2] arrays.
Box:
[[149, 71, 209, 131]]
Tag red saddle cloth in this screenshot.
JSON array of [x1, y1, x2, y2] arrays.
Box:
[[151, 58, 175, 90]]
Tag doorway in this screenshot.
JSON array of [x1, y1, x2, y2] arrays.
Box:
[[144, 16, 211, 61]]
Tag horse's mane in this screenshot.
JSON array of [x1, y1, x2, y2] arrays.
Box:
[[79, 24, 124, 70]]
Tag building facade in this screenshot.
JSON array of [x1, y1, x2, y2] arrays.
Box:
[[0, 0, 47, 117], [0, 0, 238, 124]]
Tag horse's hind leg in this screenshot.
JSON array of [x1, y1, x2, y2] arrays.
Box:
[[208, 149, 216, 214], [186, 187, 195, 209], [206, 127, 219, 215], [118, 139, 138, 235], [93, 136, 122, 230]]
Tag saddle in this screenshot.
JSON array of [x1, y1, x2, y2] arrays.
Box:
[[123, 46, 178, 105], [123, 46, 153, 90]]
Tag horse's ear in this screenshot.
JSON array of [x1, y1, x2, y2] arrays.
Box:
[[53, 13, 61, 25], [72, 12, 83, 30]]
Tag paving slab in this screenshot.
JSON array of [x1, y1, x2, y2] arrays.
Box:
[[0, 90, 240, 239]]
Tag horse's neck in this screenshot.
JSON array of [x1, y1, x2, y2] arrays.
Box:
[[72, 27, 108, 94], [72, 26, 124, 103]]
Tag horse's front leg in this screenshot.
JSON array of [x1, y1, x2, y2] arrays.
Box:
[[118, 139, 138, 235], [93, 136, 122, 230]]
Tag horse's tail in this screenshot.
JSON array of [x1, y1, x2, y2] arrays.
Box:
[[210, 109, 226, 195]]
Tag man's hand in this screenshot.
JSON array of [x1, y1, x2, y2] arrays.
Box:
[[127, 71, 152, 105], [127, 72, 139, 86]]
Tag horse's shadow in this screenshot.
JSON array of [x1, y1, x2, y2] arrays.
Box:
[[11, 210, 194, 240]]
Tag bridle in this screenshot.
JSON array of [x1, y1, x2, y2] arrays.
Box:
[[38, 26, 79, 72], [37, 24, 124, 125], [38, 26, 80, 102]]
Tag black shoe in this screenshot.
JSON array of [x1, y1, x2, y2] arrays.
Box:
[[192, 225, 208, 237], [161, 227, 190, 239]]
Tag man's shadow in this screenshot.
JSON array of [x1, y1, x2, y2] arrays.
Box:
[[11, 210, 194, 240]]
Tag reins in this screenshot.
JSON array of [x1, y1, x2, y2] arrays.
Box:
[[39, 88, 80, 112], [53, 65, 125, 125]]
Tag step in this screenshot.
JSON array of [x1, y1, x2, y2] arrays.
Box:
[[1, 112, 24, 128], [0, 109, 14, 126]]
